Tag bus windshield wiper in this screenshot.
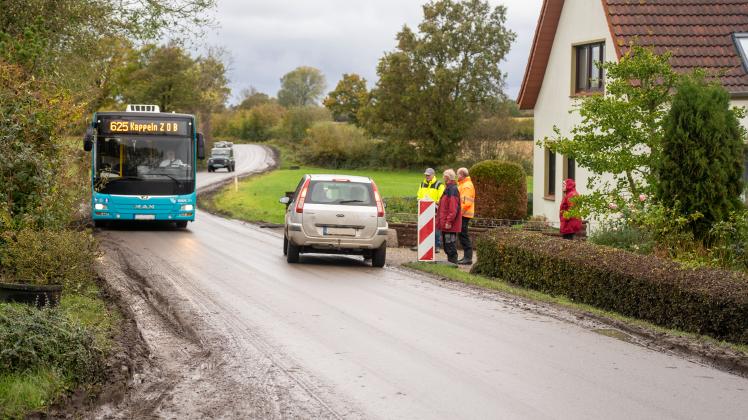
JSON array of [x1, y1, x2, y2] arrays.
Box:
[[148, 173, 184, 194], [149, 173, 182, 184]]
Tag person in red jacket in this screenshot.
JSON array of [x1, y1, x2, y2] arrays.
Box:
[[436, 169, 463, 263], [560, 178, 583, 240]]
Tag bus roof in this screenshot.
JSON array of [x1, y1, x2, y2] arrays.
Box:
[[94, 111, 194, 120]]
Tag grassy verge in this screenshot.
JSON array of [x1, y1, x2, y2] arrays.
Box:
[[206, 158, 534, 225], [404, 262, 748, 355], [210, 166, 422, 224], [0, 369, 66, 418], [0, 284, 119, 418]]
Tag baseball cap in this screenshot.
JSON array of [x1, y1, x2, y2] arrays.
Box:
[[424, 168, 435, 176]]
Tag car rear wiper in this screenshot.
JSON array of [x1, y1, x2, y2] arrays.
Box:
[[339, 199, 365, 204]]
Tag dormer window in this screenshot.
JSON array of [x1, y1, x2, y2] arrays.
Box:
[[575, 42, 604, 93], [734, 33, 748, 71]]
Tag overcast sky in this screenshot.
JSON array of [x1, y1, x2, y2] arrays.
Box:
[[203, 0, 543, 104]]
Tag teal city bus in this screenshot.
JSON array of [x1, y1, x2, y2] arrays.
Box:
[[83, 105, 205, 227]]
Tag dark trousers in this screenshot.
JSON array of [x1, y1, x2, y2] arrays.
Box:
[[459, 217, 472, 260], [442, 232, 458, 263]]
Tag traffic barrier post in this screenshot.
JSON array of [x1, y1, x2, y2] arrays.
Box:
[[417, 198, 436, 262]]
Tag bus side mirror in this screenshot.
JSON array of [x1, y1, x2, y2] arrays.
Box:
[[197, 132, 205, 160], [83, 127, 94, 152]]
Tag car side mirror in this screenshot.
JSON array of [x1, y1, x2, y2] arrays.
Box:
[[196, 132, 205, 160], [83, 127, 94, 152], [279, 197, 290, 205]]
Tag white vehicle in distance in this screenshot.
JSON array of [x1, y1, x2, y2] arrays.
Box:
[[279, 174, 388, 267], [213, 140, 233, 148]]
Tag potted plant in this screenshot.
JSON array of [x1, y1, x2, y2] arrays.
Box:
[[0, 278, 63, 308]]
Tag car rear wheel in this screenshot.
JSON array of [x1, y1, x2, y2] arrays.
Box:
[[286, 239, 300, 263], [283, 235, 288, 256], [372, 244, 386, 268]]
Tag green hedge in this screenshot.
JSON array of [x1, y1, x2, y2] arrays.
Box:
[[470, 160, 527, 219], [472, 229, 748, 344]]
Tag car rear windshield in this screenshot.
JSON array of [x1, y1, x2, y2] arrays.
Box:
[[305, 181, 375, 206]]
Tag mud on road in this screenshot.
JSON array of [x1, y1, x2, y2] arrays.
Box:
[[90, 237, 348, 419]]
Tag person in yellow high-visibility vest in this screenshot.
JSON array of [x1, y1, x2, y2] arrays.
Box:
[[457, 167, 476, 264], [414, 168, 445, 252]]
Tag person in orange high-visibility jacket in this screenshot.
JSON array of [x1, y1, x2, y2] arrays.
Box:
[[456, 167, 476, 264]]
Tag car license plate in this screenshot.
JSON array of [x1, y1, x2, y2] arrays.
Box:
[[135, 214, 156, 220], [325, 227, 356, 236]]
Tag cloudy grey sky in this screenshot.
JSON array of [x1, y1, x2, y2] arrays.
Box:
[[203, 0, 543, 104]]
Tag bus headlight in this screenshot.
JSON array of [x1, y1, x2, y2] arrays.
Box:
[[181, 204, 194, 211], [94, 203, 107, 210]]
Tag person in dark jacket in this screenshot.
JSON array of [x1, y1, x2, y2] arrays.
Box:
[[560, 178, 582, 240], [436, 169, 462, 263]]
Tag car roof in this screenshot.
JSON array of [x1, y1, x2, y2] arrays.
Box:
[[307, 174, 372, 183]]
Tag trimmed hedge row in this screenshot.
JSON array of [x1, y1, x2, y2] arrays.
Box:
[[472, 228, 748, 344]]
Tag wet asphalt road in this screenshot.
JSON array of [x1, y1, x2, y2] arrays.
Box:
[[101, 145, 748, 419]]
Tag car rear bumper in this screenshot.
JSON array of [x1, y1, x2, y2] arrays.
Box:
[[287, 224, 387, 251]]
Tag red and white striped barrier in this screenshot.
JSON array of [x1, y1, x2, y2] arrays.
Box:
[[418, 198, 436, 261]]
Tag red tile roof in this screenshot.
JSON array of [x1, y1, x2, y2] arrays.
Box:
[[518, 0, 748, 110], [608, 0, 748, 94]]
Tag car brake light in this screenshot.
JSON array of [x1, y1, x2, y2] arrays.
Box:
[[332, 178, 350, 182], [371, 181, 384, 217], [295, 178, 311, 213]]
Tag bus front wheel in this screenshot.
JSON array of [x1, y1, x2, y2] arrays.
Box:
[[175, 221, 188, 229]]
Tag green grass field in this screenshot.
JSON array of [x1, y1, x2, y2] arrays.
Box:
[[210, 167, 534, 225], [211, 167, 423, 224]]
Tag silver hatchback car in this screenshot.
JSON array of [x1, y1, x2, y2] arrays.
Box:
[[280, 174, 388, 267]]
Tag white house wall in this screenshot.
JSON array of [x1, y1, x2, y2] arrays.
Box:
[[532, 0, 617, 225]]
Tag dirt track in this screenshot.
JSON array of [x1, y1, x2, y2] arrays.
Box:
[[91, 145, 748, 419]]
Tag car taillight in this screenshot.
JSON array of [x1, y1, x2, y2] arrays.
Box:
[[295, 178, 311, 213], [371, 181, 384, 217]]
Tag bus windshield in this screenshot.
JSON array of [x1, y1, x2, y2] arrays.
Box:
[[95, 136, 194, 195]]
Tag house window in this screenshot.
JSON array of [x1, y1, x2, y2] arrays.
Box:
[[734, 33, 748, 72], [546, 149, 556, 198], [575, 42, 604, 93], [564, 156, 576, 181]]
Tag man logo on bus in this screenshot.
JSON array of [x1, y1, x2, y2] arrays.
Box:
[[139, 195, 150, 200]]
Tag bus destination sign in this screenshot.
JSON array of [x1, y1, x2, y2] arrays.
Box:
[[98, 117, 191, 137]]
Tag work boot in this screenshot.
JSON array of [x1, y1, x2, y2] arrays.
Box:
[[447, 255, 458, 264], [457, 249, 473, 265]]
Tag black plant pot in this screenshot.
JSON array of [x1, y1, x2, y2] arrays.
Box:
[[0, 282, 62, 308]]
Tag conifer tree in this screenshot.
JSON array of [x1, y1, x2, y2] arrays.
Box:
[[658, 73, 745, 239]]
